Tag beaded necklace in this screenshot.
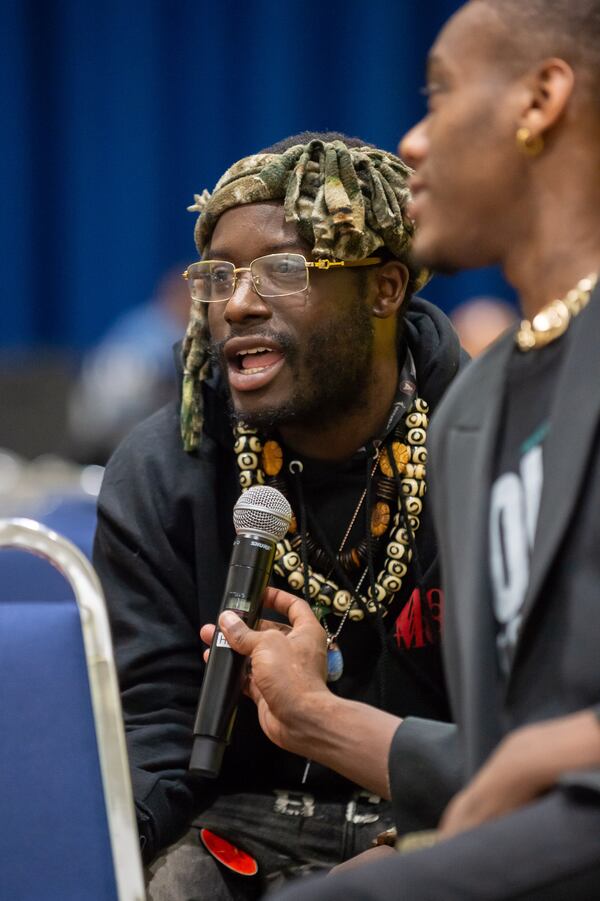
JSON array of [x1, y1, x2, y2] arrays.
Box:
[[233, 397, 429, 627]]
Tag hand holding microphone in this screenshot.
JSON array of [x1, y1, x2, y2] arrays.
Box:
[[199, 586, 331, 764], [189, 485, 291, 778]]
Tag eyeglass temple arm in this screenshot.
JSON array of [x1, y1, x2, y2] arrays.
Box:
[[307, 257, 382, 270]]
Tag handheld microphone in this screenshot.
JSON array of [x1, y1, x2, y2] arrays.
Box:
[[189, 485, 292, 778]]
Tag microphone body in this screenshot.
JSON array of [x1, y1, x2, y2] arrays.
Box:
[[189, 486, 291, 778]]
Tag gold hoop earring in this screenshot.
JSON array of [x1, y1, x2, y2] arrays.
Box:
[[516, 127, 544, 157]]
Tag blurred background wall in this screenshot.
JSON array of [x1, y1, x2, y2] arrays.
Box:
[[2, 0, 515, 356]]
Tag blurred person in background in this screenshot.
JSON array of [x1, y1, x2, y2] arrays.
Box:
[[450, 295, 517, 357], [69, 263, 190, 463]]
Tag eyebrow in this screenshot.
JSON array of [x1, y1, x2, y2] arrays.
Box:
[[206, 240, 304, 261]]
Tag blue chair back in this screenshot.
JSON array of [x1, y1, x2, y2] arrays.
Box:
[[0, 519, 145, 901]]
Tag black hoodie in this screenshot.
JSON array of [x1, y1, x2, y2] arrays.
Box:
[[94, 296, 466, 863]]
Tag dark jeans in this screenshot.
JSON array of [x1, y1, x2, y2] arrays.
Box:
[[146, 789, 395, 901], [273, 790, 600, 901]]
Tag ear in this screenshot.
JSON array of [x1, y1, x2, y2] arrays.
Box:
[[372, 261, 409, 319], [519, 57, 575, 138]]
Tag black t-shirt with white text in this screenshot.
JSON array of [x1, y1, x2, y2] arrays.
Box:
[[489, 334, 568, 676]]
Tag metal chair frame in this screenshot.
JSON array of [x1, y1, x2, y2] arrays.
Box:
[[0, 517, 146, 901]]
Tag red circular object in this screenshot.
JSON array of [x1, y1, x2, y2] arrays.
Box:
[[200, 828, 259, 876]]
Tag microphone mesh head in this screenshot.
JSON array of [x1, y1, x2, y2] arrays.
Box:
[[233, 486, 292, 541]]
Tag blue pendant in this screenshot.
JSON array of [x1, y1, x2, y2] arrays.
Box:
[[327, 643, 344, 682]]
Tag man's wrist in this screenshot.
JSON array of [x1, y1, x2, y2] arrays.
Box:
[[286, 687, 344, 755]]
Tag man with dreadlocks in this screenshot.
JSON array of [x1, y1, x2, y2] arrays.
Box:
[[94, 131, 464, 898]]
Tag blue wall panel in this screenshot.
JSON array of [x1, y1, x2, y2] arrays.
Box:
[[0, 0, 515, 351]]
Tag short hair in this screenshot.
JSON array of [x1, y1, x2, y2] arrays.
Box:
[[261, 130, 376, 154], [478, 0, 600, 96]]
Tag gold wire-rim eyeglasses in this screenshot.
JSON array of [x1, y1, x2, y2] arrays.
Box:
[[182, 252, 383, 303]]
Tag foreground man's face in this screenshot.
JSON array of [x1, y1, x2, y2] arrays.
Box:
[[205, 201, 375, 431], [400, 1, 528, 274]]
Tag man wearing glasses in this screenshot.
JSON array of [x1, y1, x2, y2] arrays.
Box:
[[94, 132, 464, 899]]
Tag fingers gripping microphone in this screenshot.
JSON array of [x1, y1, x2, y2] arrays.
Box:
[[189, 485, 291, 778]]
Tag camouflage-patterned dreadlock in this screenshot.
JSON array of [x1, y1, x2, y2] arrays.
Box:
[[181, 135, 427, 452]]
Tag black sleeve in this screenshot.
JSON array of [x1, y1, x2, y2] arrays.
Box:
[[388, 718, 464, 833], [93, 405, 225, 863]]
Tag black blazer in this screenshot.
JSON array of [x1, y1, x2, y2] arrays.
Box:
[[389, 285, 600, 832]]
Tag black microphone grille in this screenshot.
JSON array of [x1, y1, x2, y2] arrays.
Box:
[[233, 485, 292, 541]]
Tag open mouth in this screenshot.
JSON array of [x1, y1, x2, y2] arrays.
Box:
[[224, 338, 287, 392], [236, 347, 283, 374]]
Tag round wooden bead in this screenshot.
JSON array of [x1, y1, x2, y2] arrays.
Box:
[[318, 581, 337, 605], [401, 478, 417, 496], [381, 573, 402, 593], [282, 551, 301, 571], [387, 559, 408, 577], [405, 463, 426, 480], [388, 541, 406, 559], [402, 478, 426, 497], [239, 452, 258, 469], [406, 412, 428, 428], [239, 471, 253, 489], [233, 436, 248, 454], [288, 571, 305, 590], [412, 446, 427, 464], [349, 606, 364, 621], [367, 601, 378, 614], [404, 497, 422, 515], [247, 436, 262, 452], [407, 428, 426, 445], [317, 589, 333, 607], [414, 398, 429, 413], [386, 540, 406, 560], [273, 562, 285, 578], [367, 583, 386, 602], [308, 576, 320, 598], [333, 590, 352, 612]]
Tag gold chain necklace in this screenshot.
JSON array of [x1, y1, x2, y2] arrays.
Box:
[[515, 273, 598, 351]]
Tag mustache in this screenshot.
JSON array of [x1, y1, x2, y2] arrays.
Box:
[[209, 329, 298, 363]]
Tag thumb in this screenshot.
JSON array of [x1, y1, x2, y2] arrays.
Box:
[[219, 610, 258, 655]]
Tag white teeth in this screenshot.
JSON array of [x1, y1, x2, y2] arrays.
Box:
[[238, 347, 269, 356], [244, 366, 268, 374]]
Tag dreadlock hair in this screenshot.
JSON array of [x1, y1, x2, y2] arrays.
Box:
[[181, 130, 427, 452], [476, 0, 600, 106], [262, 132, 423, 327]]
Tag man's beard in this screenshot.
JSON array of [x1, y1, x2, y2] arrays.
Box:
[[210, 299, 375, 434]]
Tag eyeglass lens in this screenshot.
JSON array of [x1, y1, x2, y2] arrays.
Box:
[[187, 253, 309, 303]]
